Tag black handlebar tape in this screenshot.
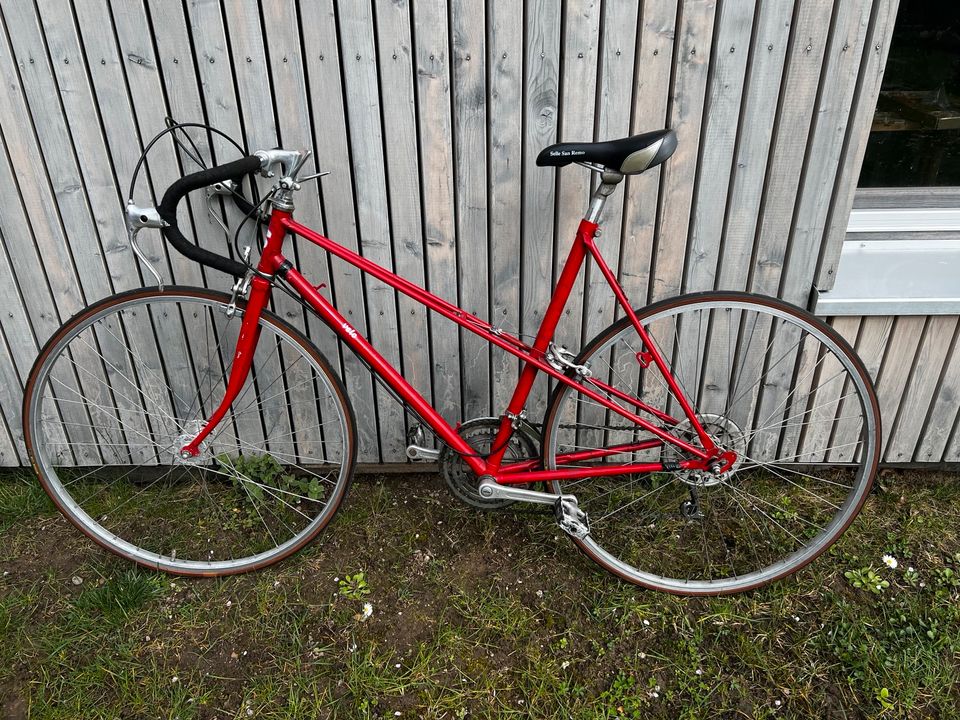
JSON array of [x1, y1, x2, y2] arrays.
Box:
[[157, 155, 263, 277]]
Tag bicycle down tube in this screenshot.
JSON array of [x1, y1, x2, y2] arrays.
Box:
[[180, 205, 722, 482]]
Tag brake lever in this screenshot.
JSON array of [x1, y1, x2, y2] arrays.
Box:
[[124, 202, 167, 290], [290, 150, 312, 179]]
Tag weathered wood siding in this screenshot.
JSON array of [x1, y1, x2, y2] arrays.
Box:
[[0, 0, 953, 466]]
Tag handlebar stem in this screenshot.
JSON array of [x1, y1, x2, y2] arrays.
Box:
[[254, 149, 306, 180]]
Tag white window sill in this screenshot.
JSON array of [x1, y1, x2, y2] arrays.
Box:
[[814, 196, 960, 317]]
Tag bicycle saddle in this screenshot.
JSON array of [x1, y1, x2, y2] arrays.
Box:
[[536, 129, 677, 175]]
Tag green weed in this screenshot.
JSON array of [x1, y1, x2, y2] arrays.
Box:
[[844, 566, 890, 594], [339, 571, 371, 601]]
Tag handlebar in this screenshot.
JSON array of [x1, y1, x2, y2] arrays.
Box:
[[156, 155, 262, 278]]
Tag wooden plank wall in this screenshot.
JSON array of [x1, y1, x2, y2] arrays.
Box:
[[0, 0, 954, 466]]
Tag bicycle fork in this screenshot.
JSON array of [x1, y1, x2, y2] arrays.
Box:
[[177, 274, 271, 459]]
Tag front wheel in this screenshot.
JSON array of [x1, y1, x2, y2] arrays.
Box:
[[23, 286, 357, 576], [541, 291, 880, 595]]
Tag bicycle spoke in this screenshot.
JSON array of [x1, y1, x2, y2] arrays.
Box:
[[74, 335, 179, 431]]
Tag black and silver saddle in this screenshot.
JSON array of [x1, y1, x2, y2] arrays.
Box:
[[536, 129, 677, 175]]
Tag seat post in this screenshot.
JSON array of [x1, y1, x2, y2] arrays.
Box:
[[585, 168, 624, 223]]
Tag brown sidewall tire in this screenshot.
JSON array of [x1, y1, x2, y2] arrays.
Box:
[[22, 286, 358, 577], [541, 291, 881, 595]]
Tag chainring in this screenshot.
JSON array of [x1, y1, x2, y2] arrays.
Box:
[[439, 417, 540, 510]]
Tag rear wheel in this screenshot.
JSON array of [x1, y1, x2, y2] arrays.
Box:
[[541, 292, 880, 595], [23, 287, 356, 576]]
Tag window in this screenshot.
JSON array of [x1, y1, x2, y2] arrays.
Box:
[[816, 0, 960, 316], [859, 2, 960, 188]]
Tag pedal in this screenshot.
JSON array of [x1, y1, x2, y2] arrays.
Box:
[[554, 496, 590, 539], [405, 424, 439, 461]]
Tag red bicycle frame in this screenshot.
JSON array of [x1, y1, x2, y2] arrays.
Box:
[[180, 205, 726, 484]]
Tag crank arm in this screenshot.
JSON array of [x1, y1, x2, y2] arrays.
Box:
[[478, 477, 591, 539], [477, 476, 561, 505], [406, 444, 440, 461]]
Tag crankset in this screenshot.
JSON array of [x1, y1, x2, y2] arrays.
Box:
[[438, 417, 540, 510]]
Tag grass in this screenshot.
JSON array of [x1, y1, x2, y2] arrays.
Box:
[[0, 468, 958, 718]]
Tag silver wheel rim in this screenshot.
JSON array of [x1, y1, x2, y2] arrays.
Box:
[[27, 291, 352, 574], [545, 298, 878, 594]]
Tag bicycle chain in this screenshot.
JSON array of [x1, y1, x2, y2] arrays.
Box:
[[557, 422, 666, 432]]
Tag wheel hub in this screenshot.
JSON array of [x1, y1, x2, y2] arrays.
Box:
[[663, 413, 746, 487], [174, 420, 210, 464]]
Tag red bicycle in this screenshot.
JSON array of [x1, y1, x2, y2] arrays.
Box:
[[23, 124, 880, 595]]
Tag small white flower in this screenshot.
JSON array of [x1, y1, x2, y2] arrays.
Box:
[[882, 554, 898, 569], [172, 676, 179, 684], [908, 566, 915, 573], [642, 619, 650, 626], [561, 661, 570, 669], [695, 668, 703, 676], [774, 699, 782, 707], [226, 600, 232, 607], [361, 602, 373, 620]]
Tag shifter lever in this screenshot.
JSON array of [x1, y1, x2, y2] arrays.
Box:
[[297, 170, 330, 184]]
